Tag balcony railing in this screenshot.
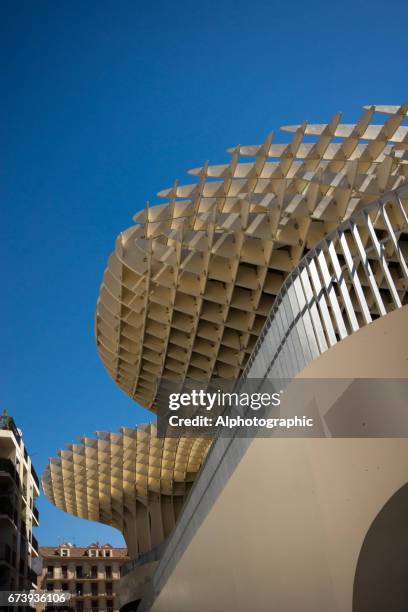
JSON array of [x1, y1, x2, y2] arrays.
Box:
[[0, 458, 20, 489], [140, 188, 408, 612], [0, 416, 21, 444], [30, 568, 38, 585], [0, 543, 12, 565], [33, 505, 39, 523], [0, 458, 15, 478], [20, 533, 27, 557], [121, 538, 168, 576], [20, 517, 27, 534], [31, 464, 39, 489], [0, 497, 15, 520], [0, 480, 14, 495], [31, 534, 39, 553]]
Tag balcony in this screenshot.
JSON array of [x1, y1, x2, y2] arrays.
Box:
[[0, 543, 12, 565], [0, 497, 15, 521], [31, 534, 39, 554], [76, 571, 95, 580], [0, 458, 20, 488], [30, 568, 38, 585], [0, 416, 21, 445], [31, 464, 39, 489], [0, 458, 14, 478], [32, 504, 39, 523], [20, 533, 27, 557], [0, 480, 14, 496]]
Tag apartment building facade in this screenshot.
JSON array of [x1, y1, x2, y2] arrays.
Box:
[[38, 543, 129, 612], [0, 412, 40, 595]]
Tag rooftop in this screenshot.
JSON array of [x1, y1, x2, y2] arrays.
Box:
[[39, 544, 129, 559]]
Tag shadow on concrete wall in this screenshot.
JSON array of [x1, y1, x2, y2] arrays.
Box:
[[353, 482, 408, 611]]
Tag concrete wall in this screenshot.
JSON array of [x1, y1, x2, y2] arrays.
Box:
[[145, 306, 408, 612]]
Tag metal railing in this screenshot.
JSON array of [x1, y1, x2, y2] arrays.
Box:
[[31, 464, 40, 489], [121, 538, 168, 577], [0, 543, 12, 565], [0, 498, 15, 520], [0, 458, 15, 477], [0, 416, 21, 444], [240, 184, 408, 383], [20, 517, 27, 534], [0, 458, 20, 489], [31, 534, 39, 553], [33, 504, 39, 522], [139, 185, 408, 612], [30, 568, 38, 585]]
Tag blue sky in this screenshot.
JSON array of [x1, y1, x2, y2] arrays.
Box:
[[2, 0, 408, 547]]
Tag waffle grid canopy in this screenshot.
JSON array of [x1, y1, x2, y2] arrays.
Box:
[[42, 425, 211, 556], [95, 104, 408, 410], [43, 103, 408, 560]]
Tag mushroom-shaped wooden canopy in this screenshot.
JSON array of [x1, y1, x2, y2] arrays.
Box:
[[42, 424, 210, 557], [44, 103, 408, 563], [95, 103, 408, 410]]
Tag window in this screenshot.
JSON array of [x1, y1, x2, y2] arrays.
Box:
[[91, 566, 97, 579], [76, 602, 84, 612], [91, 599, 98, 611], [104, 549, 111, 557], [47, 566, 54, 578], [91, 583, 98, 596], [61, 565, 68, 579], [46, 582, 54, 591], [76, 583, 83, 596], [107, 599, 114, 612], [60, 548, 70, 557], [76, 566, 83, 579], [106, 582, 113, 596], [88, 548, 97, 557], [105, 566, 112, 579], [61, 583, 68, 591]]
